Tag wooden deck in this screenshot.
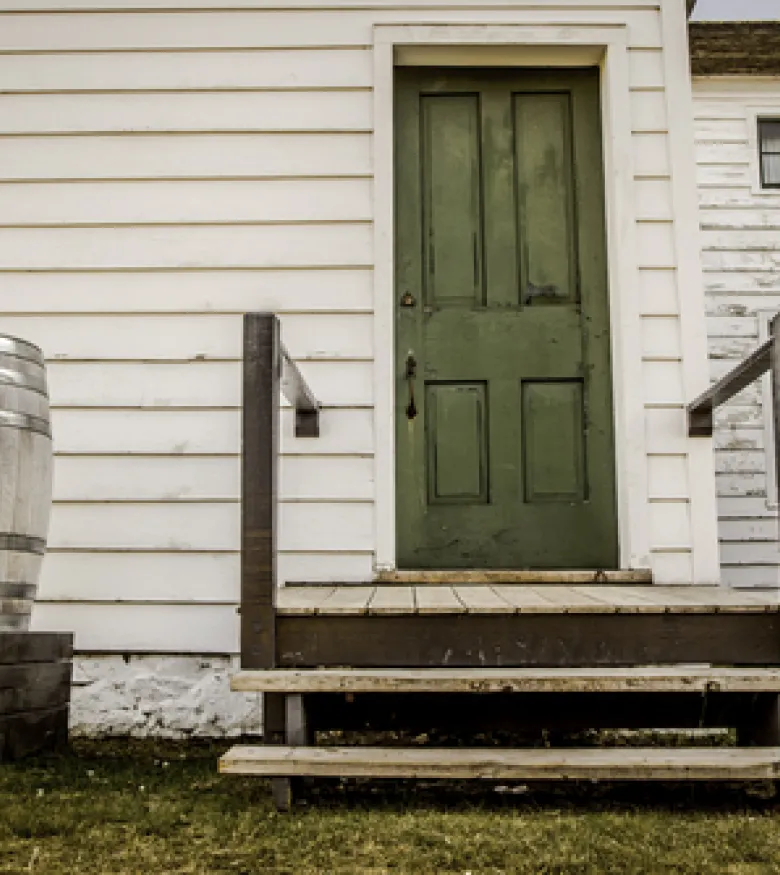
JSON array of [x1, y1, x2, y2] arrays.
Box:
[[278, 584, 780, 616]]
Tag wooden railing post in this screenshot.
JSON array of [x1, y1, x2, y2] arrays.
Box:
[[241, 313, 279, 670], [771, 314, 780, 512]]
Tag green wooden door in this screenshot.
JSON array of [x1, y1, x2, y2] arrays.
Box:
[[395, 67, 618, 570]]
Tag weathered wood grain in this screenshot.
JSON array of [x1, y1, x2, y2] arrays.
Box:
[[231, 666, 780, 695], [276, 613, 780, 667], [275, 584, 780, 616], [220, 745, 780, 781], [241, 314, 278, 670]]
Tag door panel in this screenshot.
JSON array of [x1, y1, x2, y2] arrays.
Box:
[[395, 68, 618, 570], [426, 383, 489, 505]]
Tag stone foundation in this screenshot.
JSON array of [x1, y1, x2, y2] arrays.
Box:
[[70, 655, 261, 738]]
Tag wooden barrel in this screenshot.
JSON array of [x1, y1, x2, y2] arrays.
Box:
[[0, 335, 52, 631]]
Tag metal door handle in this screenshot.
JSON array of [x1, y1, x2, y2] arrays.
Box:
[[405, 353, 418, 420]]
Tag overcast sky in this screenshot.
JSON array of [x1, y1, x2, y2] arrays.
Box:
[[692, 0, 779, 19]]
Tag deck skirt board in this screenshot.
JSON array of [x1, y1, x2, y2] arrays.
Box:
[[231, 667, 780, 694], [219, 745, 780, 781], [276, 584, 780, 616]]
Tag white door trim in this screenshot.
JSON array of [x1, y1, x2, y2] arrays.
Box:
[[372, 22, 651, 573]]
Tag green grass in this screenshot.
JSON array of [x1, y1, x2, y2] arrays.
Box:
[[2, 739, 780, 873]]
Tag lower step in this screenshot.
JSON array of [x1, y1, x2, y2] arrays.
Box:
[[219, 745, 780, 782]]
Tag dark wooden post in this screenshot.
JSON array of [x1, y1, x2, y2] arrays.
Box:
[[241, 313, 279, 670]]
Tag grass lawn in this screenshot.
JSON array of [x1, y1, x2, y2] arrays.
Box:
[[2, 739, 780, 873]]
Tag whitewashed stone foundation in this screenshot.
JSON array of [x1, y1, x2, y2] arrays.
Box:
[[70, 656, 261, 738]]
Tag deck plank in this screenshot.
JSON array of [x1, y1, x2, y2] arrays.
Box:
[[414, 586, 465, 614], [276, 586, 337, 616], [571, 586, 666, 613], [231, 666, 780, 694], [368, 586, 415, 615], [452, 586, 515, 614], [648, 587, 777, 613], [220, 745, 780, 781], [526, 585, 610, 613], [313, 586, 375, 616], [490, 585, 558, 613], [277, 584, 780, 616]]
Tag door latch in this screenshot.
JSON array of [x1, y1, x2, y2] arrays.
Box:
[[405, 353, 418, 420]]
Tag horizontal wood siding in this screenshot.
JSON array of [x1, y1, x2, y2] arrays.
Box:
[[693, 77, 780, 588], [3, 1, 688, 651]]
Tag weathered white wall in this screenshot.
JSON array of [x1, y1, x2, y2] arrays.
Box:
[[71, 655, 260, 737], [693, 77, 780, 588], [0, 0, 715, 665]]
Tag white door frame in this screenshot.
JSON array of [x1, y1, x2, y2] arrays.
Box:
[[371, 22, 651, 573]]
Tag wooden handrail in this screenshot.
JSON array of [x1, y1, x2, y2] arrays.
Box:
[[688, 312, 780, 509], [688, 339, 772, 437], [280, 347, 320, 438], [241, 313, 320, 671]]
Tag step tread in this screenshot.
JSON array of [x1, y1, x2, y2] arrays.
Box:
[[231, 666, 780, 694], [219, 745, 780, 781]]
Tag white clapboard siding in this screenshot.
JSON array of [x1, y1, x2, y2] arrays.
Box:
[[0, 0, 667, 9], [36, 549, 373, 603], [39, 551, 241, 602], [0, 91, 372, 134], [48, 501, 373, 551], [0, 270, 373, 314], [47, 361, 373, 407], [0, 314, 374, 361], [694, 78, 780, 587], [31, 603, 240, 653], [0, 179, 373, 225], [0, 134, 372, 180], [0, 0, 692, 652], [0, 10, 663, 51], [50, 408, 374, 455], [53, 455, 374, 501], [0, 48, 373, 91], [0, 224, 372, 270]]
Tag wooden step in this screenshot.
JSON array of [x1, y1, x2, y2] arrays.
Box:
[[231, 666, 780, 695], [220, 745, 780, 782]]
